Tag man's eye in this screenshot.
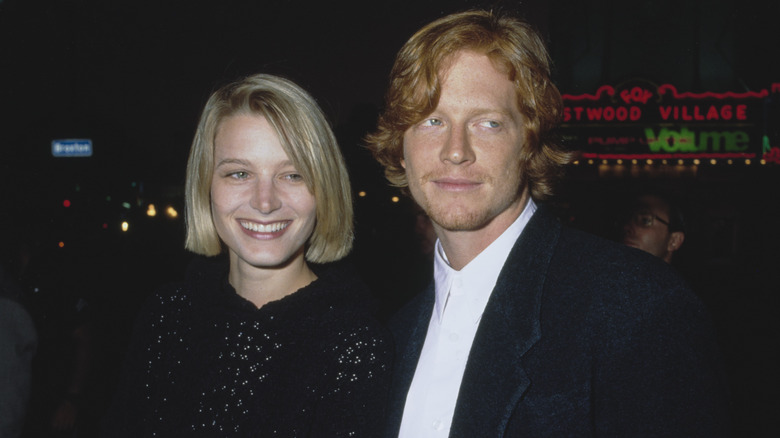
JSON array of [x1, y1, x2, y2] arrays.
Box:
[[481, 120, 501, 128], [638, 214, 654, 226], [422, 118, 443, 126]]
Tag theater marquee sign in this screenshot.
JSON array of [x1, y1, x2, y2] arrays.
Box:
[[560, 81, 779, 164]]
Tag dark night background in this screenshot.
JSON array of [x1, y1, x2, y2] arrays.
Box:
[[1, 0, 778, 436]]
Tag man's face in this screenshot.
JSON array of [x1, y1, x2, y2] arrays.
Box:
[[621, 194, 680, 262], [401, 50, 528, 236]]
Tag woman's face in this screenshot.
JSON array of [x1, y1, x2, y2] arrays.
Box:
[[210, 114, 316, 271]]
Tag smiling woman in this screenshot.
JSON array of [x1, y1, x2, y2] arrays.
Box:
[[210, 114, 319, 306], [101, 74, 391, 437]]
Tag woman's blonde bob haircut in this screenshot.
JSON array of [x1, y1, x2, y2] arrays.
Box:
[[366, 10, 572, 201], [185, 73, 353, 263]]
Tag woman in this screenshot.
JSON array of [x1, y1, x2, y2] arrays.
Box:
[[103, 74, 391, 437]]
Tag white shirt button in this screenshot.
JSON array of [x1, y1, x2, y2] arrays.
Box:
[[433, 420, 444, 431]]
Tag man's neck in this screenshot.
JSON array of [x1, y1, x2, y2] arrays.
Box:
[[435, 193, 529, 271]]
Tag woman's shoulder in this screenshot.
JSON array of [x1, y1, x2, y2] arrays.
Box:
[[302, 258, 392, 341], [139, 255, 228, 319], [145, 282, 193, 311], [309, 258, 375, 308]]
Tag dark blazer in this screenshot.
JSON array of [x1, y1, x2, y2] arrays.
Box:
[[387, 205, 730, 437]]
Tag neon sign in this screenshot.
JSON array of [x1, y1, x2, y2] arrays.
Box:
[[560, 80, 779, 164]]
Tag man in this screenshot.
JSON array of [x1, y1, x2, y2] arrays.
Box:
[[620, 190, 686, 264], [367, 10, 730, 437]]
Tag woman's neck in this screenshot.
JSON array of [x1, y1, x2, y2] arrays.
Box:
[[228, 254, 317, 309]]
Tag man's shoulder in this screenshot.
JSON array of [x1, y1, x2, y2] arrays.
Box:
[[555, 225, 685, 287], [536, 225, 708, 326], [506, 211, 697, 310]]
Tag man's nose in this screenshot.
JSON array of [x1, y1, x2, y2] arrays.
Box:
[[440, 124, 475, 164]]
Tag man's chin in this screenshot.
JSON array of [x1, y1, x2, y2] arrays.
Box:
[[429, 211, 486, 232]]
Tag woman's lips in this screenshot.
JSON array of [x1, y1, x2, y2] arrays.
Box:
[[239, 219, 291, 238]]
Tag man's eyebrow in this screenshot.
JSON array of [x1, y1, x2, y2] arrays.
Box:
[[466, 107, 521, 121]]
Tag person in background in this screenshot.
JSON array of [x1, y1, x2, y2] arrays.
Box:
[[620, 188, 686, 264], [102, 73, 391, 437], [0, 264, 37, 438], [366, 9, 730, 437], [3, 233, 97, 438]]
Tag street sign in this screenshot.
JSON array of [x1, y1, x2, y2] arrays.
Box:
[[52, 139, 93, 157]]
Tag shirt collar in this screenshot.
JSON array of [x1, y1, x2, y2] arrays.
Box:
[[432, 199, 537, 323]]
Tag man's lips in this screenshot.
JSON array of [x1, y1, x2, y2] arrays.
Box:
[[432, 178, 482, 191]]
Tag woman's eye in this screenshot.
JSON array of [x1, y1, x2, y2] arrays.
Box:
[[284, 173, 304, 182], [422, 118, 443, 127], [229, 171, 249, 179]]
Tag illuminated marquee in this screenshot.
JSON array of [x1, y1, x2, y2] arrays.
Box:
[[560, 81, 780, 164]]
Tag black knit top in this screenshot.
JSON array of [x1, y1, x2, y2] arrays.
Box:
[[102, 257, 392, 437]]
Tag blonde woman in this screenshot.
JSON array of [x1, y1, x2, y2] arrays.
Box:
[[103, 74, 391, 437]]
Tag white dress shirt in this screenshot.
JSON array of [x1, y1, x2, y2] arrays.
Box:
[[398, 200, 537, 437]]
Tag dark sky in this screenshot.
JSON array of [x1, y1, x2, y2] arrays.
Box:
[[0, 0, 777, 231], [2, 0, 776, 187], [0, 0, 549, 188]]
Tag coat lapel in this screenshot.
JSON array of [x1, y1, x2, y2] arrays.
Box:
[[449, 206, 561, 438]]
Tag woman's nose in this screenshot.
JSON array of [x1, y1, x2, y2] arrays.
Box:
[[250, 179, 282, 214]]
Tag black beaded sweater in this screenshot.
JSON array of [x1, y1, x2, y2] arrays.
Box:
[[102, 256, 392, 437]]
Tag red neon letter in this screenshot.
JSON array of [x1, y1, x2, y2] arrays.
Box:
[[659, 106, 672, 120], [736, 104, 747, 120], [721, 105, 732, 120]]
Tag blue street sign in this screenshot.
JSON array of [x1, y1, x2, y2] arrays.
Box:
[[52, 139, 93, 157]]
